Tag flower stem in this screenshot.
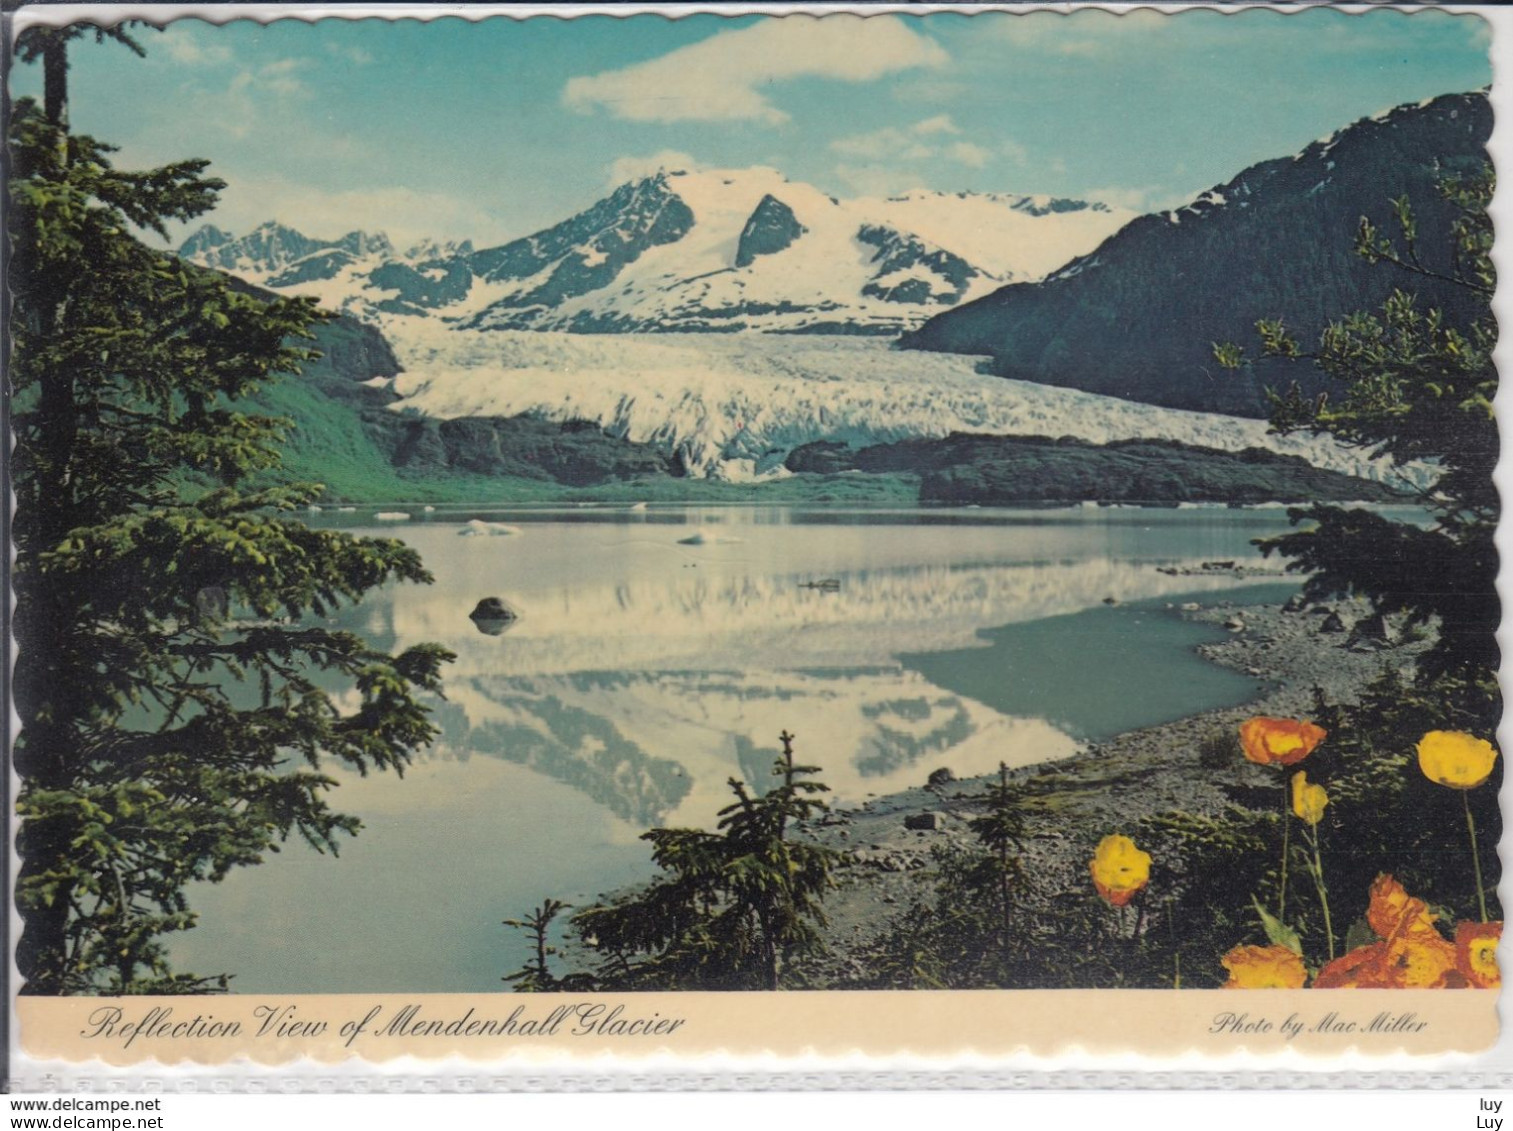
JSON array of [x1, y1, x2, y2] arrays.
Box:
[[1306, 825, 1335, 961], [1278, 778, 1290, 921], [1165, 896, 1180, 989], [1464, 790, 1489, 923]]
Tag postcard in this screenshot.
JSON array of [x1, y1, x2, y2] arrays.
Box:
[[6, 3, 1505, 1081]]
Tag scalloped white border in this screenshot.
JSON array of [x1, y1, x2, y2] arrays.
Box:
[[4, 0, 1509, 1090]]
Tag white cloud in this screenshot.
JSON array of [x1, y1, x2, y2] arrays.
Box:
[[978, 7, 1170, 59], [1082, 186, 1159, 212], [206, 177, 514, 249], [563, 16, 947, 125], [227, 58, 310, 101], [607, 150, 700, 188], [948, 142, 991, 169], [831, 115, 996, 170], [1055, 40, 1105, 59], [830, 163, 921, 199], [830, 127, 931, 162], [912, 114, 960, 136], [890, 76, 970, 105], [326, 43, 375, 66], [158, 27, 233, 67], [184, 58, 316, 139], [1082, 184, 1194, 214], [1001, 139, 1030, 165]]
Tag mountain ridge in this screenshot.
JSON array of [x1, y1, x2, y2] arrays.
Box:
[[178, 168, 1134, 335], [898, 90, 1491, 417]]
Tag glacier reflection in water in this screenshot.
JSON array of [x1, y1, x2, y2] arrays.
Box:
[[172, 505, 1309, 992]]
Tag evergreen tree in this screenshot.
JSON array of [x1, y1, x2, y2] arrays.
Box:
[[14, 23, 148, 132], [862, 764, 1029, 988], [1216, 166, 1498, 699], [503, 899, 582, 992], [10, 32, 452, 993], [964, 763, 1029, 971], [573, 731, 839, 990], [1197, 168, 1502, 939]]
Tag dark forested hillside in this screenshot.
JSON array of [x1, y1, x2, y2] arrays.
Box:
[[784, 434, 1401, 506], [898, 92, 1491, 417]]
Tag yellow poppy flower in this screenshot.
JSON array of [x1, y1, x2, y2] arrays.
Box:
[[1239, 717, 1326, 768], [1290, 770, 1329, 826], [1221, 944, 1307, 989], [1395, 936, 1462, 988], [1417, 731, 1498, 790], [1089, 834, 1151, 907]]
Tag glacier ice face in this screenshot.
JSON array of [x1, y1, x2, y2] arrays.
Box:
[[381, 327, 1426, 487]]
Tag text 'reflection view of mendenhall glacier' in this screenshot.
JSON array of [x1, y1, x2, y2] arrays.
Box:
[[10, 9, 1502, 1000]]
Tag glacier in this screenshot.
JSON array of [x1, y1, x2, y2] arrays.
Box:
[[383, 324, 1425, 487]]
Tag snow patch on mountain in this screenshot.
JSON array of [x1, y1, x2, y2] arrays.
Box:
[[382, 326, 1422, 486], [852, 189, 1123, 281]]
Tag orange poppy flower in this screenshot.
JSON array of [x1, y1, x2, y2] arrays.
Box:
[[1366, 874, 1445, 947], [1314, 875, 1460, 988], [1089, 834, 1151, 907], [1221, 944, 1308, 989], [1455, 920, 1502, 988], [1313, 941, 1390, 988], [1312, 938, 1460, 988], [1239, 717, 1327, 768]]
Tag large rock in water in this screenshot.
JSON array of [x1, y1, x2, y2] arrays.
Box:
[[470, 596, 519, 621], [898, 92, 1491, 417], [469, 597, 520, 635]]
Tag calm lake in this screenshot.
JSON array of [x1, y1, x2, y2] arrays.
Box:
[[169, 504, 1364, 993]]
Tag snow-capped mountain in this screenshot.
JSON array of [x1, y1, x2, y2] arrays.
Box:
[[457, 169, 1131, 334], [181, 222, 396, 287], [177, 168, 1133, 335]]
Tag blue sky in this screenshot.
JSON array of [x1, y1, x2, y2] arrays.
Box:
[[11, 8, 1492, 248]]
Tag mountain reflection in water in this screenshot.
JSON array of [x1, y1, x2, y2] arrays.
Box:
[[170, 507, 1313, 992], [342, 514, 1298, 827]]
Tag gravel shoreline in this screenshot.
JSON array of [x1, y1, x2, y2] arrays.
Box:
[[800, 592, 1430, 979]]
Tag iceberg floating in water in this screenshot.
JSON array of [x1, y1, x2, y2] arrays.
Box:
[[459, 519, 523, 537]]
